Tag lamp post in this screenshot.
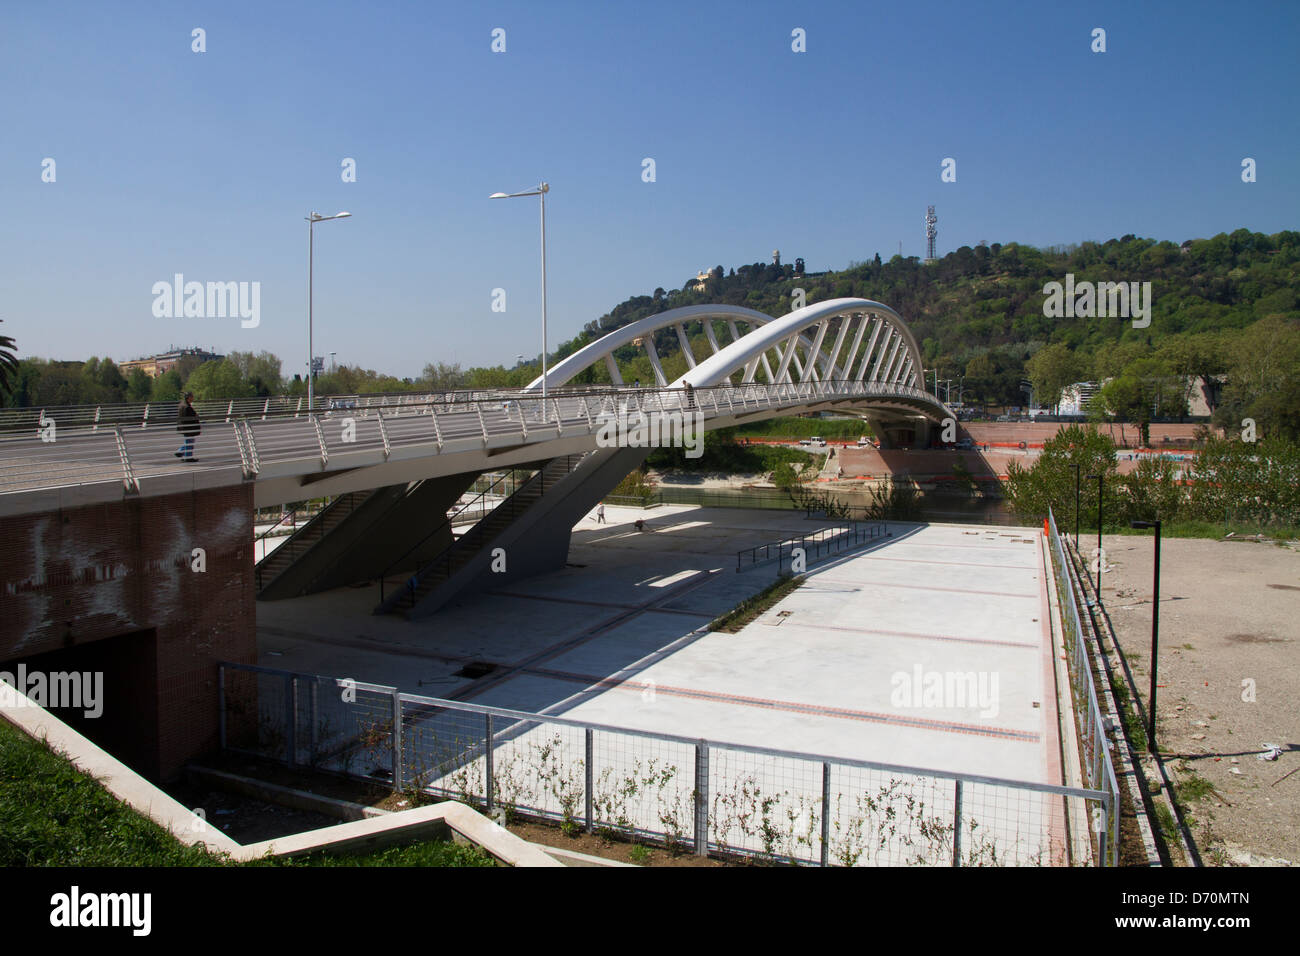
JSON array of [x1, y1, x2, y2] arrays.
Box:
[[1131, 519, 1162, 752], [1085, 473, 1104, 597], [490, 183, 550, 404], [305, 211, 352, 412]]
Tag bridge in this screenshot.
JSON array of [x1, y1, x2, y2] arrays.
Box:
[[0, 298, 951, 777]]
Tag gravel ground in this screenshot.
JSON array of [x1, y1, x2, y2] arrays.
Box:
[[1095, 534, 1300, 866]]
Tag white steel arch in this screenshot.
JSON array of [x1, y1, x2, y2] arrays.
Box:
[[530, 297, 933, 403]]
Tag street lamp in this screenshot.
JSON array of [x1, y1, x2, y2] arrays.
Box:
[[1131, 519, 1163, 753], [305, 211, 352, 412], [490, 183, 550, 403], [1085, 473, 1104, 597]]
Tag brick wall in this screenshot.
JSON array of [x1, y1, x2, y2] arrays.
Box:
[[0, 485, 257, 779]]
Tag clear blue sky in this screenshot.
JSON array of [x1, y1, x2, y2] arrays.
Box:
[[3, 0, 1297, 379]]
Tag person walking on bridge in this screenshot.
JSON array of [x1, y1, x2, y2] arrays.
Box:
[[175, 392, 201, 462]]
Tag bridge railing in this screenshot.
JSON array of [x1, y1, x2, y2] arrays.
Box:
[[0, 380, 946, 497], [220, 659, 1116, 866]]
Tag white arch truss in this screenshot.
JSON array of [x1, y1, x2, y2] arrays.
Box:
[[531, 298, 934, 397]]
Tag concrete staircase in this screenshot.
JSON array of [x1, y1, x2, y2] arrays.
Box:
[[255, 492, 371, 594], [375, 455, 585, 617]]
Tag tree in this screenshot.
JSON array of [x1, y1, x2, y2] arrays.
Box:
[[0, 320, 18, 397], [1025, 343, 1080, 412], [126, 368, 153, 402], [1005, 425, 1120, 528], [183, 359, 254, 400], [226, 350, 283, 396], [151, 369, 183, 402], [420, 362, 467, 390]]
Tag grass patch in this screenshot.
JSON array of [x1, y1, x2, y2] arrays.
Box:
[[262, 841, 495, 867], [0, 718, 225, 867], [1109, 678, 1148, 752], [1105, 520, 1300, 541], [711, 574, 805, 633], [1174, 769, 1215, 804], [0, 718, 496, 868], [1153, 801, 1178, 844]]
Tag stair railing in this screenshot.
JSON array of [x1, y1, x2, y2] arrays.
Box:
[[391, 454, 585, 610]]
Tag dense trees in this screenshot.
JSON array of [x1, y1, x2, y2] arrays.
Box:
[[2, 230, 1297, 443]]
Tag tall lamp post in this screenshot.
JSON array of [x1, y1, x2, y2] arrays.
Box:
[[306, 211, 352, 412], [1085, 473, 1104, 597], [490, 183, 550, 404], [1131, 519, 1163, 752]]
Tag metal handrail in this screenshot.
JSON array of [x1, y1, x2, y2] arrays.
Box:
[[736, 521, 887, 571], [387, 454, 583, 611], [376, 469, 527, 602], [254, 496, 342, 589], [1047, 506, 1122, 866], [0, 380, 949, 498]]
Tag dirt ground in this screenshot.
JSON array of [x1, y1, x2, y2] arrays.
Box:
[[1095, 534, 1300, 866]]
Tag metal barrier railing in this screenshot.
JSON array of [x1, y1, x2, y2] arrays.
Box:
[[0, 380, 946, 497], [736, 521, 887, 571], [1046, 507, 1122, 866], [219, 659, 1117, 866]]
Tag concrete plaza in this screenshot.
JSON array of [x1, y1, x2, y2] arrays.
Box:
[[257, 505, 1062, 786]]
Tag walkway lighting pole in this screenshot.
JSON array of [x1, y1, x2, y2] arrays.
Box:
[[490, 183, 550, 405], [1130, 519, 1162, 752], [306, 211, 352, 412]]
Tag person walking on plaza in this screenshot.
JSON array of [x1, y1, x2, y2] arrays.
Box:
[[175, 392, 201, 462], [596, 503, 606, 524]]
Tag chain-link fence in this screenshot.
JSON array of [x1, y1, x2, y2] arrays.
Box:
[[220, 661, 1117, 866]]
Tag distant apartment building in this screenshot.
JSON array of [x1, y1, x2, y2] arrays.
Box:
[[1058, 381, 1101, 415], [119, 346, 223, 378]]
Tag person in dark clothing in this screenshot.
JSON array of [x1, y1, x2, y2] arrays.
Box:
[[175, 392, 201, 461]]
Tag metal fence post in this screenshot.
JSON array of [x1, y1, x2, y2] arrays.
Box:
[[820, 762, 831, 867], [485, 713, 495, 812], [585, 729, 594, 834], [952, 779, 963, 867], [694, 741, 710, 857], [391, 690, 403, 793], [218, 665, 227, 751], [289, 675, 300, 767], [309, 680, 318, 766]]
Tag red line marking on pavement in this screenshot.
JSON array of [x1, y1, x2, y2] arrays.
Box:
[[810, 577, 1040, 600], [525, 664, 1039, 743], [860, 555, 1038, 571], [486, 590, 712, 617], [806, 622, 1038, 649]]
